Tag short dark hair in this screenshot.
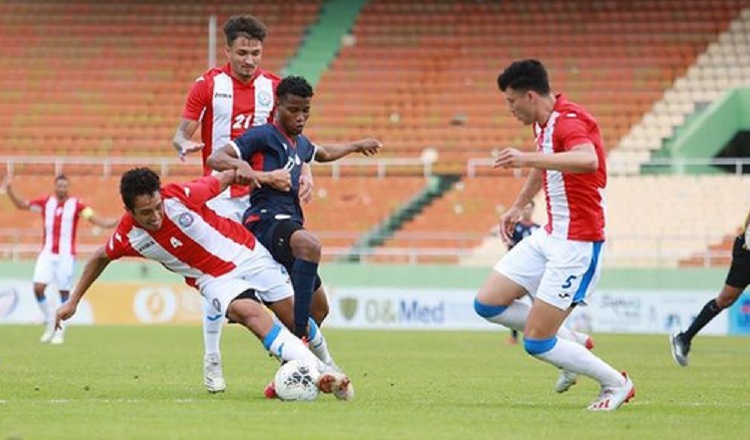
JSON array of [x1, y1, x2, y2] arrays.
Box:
[[120, 167, 161, 211], [223, 15, 267, 46], [497, 59, 551, 95], [55, 174, 68, 182], [276, 75, 314, 102]]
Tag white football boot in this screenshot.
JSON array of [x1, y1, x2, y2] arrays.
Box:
[[203, 353, 226, 394]]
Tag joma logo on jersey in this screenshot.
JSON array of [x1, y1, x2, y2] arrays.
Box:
[[214, 92, 232, 99], [137, 241, 156, 252]]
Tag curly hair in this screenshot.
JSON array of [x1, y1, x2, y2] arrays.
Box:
[[120, 167, 161, 211], [497, 59, 551, 95], [223, 15, 267, 46], [275, 75, 314, 102]]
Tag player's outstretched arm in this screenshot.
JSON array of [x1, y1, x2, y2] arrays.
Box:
[[1, 175, 31, 210], [314, 138, 382, 163], [83, 209, 119, 229], [172, 119, 204, 161], [55, 246, 111, 328]]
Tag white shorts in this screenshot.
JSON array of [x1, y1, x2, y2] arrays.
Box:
[[205, 187, 249, 223], [199, 249, 293, 317], [493, 228, 604, 310], [33, 251, 76, 291]]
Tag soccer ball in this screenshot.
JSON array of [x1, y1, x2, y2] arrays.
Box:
[[273, 360, 320, 401]]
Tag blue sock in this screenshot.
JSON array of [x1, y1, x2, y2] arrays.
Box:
[[291, 259, 318, 338]]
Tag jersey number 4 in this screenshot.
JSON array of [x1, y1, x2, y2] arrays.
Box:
[[170, 237, 183, 248]]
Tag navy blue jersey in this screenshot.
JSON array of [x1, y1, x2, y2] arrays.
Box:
[[509, 221, 540, 250], [233, 123, 316, 225]]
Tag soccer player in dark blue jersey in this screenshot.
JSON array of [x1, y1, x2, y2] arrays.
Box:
[[207, 76, 380, 353]]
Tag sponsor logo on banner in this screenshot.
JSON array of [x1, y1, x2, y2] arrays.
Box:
[[329, 288, 491, 330], [85, 283, 203, 324], [133, 287, 178, 323], [0, 286, 19, 318], [339, 297, 358, 321], [0, 280, 93, 325]]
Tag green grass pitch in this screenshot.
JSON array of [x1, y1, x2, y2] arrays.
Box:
[[1, 326, 749, 439]]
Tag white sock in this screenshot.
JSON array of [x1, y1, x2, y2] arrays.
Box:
[[37, 297, 52, 324], [478, 299, 529, 331], [263, 322, 323, 369], [557, 326, 589, 346], [307, 318, 333, 365], [203, 300, 223, 357], [531, 337, 624, 388], [478, 299, 591, 347]]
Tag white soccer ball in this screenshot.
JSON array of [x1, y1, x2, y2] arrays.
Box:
[[273, 360, 320, 402]]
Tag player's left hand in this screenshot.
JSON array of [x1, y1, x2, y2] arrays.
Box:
[[355, 138, 382, 156], [299, 173, 314, 204], [493, 148, 526, 169]]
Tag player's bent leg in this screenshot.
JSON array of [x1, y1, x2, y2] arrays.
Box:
[[474, 271, 529, 330], [227, 293, 353, 400], [524, 301, 633, 410]]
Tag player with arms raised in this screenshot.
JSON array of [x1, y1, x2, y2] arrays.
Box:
[[1, 174, 117, 344]]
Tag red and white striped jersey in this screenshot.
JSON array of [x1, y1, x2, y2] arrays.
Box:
[[533, 94, 607, 242], [182, 64, 281, 197], [28, 196, 89, 256], [105, 176, 260, 287]]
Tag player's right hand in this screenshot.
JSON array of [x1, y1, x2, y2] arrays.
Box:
[[55, 302, 77, 330], [498, 206, 522, 244], [178, 141, 204, 161], [267, 169, 292, 192]]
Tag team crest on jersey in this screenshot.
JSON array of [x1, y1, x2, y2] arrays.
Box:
[[259, 90, 272, 106], [178, 212, 194, 228]]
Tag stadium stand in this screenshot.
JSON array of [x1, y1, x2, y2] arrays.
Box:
[[1, 0, 749, 268], [613, 5, 750, 174], [0, 1, 321, 158], [309, 0, 748, 175]]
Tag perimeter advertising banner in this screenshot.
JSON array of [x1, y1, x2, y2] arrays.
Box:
[[0, 280, 741, 335], [325, 287, 730, 335], [0, 281, 202, 325]]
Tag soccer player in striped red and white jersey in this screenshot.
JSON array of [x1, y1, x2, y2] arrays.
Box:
[[473, 59, 634, 411], [171, 15, 306, 393], [2, 174, 117, 344], [54, 167, 353, 400]]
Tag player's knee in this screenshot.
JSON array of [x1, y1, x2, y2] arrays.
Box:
[[473, 298, 507, 319], [293, 232, 321, 261], [523, 336, 558, 356], [717, 289, 743, 309]]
